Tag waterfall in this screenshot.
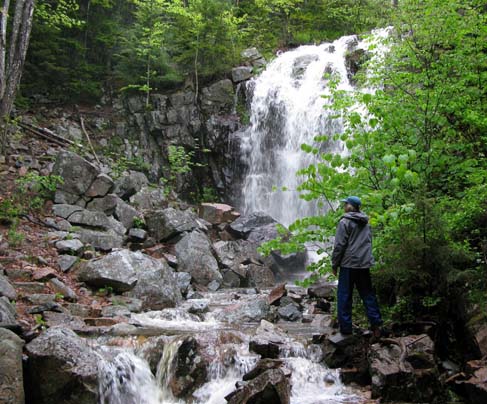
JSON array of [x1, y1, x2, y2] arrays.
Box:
[[240, 30, 390, 226]]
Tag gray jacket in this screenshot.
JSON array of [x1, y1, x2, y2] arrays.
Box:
[[331, 211, 374, 269]]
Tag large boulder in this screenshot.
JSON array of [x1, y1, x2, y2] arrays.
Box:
[[225, 368, 290, 404], [129, 186, 166, 210], [246, 264, 276, 288], [198, 203, 240, 225], [0, 297, 19, 331], [127, 254, 182, 310], [113, 171, 149, 200], [217, 298, 270, 324], [75, 249, 139, 292], [84, 173, 113, 198], [86, 194, 119, 215], [76, 229, 124, 251], [67, 208, 111, 229], [200, 79, 235, 115], [231, 66, 253, 83], [0, 328, 24, 404], [175, 231, 222, 287], [25, 327, 98, 404], [52, 151, 99, 204], [228, 212, 277, 239], [213, 239, 262, 272], [114, 198, 139, 230], [0, 273, 17, 300], [146, 208, 200, 242], [249, 320, 289, 359], [369, 334, 442, 402]]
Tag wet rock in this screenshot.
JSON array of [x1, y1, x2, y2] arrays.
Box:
[[308, 280, 336, 299], [176, 272, 191, 295], [292, 54, 319, 78], [278, 304, 302, 322], [76, 250, 139, 292], [200, 79, 235, 115], [52, 151, 99, 204], [217, 298, 270, 324], [114, 198, 139, 230], [146, 208, 200, 242], [228, 212, 277, 239], [128, 254, 182, 310], [232, 66, 253, 83], [0, 328, 24, 404], [250, 320, 288, 359], [0, 296, 19, 331], [26, 327, 98, 404], [76, 228, 124, 251], [129, 185, 166, 210], [456, 360, 487, 403], [225, 368, 290, 404], [175, 230, 222, 287], [55, 239, 84, 254], [84, 173, 113, 198], [168, 336, 208, 398], [213, 239, 262, 272], [58, 255, 78, 272], [86, 194, 119, 215], [0, 273, 17, 300], [113, 171, 149, 200], [48, 278, 77, 301], [369, 334, 442, 401], [187, 299, 210, 315], [345, 48, 369, 82], [246, 263, 276, 288]]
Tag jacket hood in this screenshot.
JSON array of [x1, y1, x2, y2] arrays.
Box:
[[342, 211, 369, 225]]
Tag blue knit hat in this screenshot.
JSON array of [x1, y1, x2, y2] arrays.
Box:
[[340, 196, 362, 209]]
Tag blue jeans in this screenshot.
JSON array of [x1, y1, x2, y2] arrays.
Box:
[[337, 267, 382, 333]]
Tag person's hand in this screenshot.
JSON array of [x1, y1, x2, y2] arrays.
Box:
[[332, 267, 338, 277]]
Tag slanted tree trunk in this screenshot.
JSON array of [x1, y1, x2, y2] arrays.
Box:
[[0, 0, 35, 152]]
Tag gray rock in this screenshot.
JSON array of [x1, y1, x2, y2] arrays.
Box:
[[26, 294, 56, 305], [114, 198, 139, 229], [292, 54, 319, 78], [0, 273, 17, 300], [76, 228, 124, 251], [187, 299, 210, 315], [128, 228, 147, 241], [246, 264, 276, 288], [109, 296, 143, 313], [247, 223, 279, 243], [249, 320, 288, 359], [12, 282, 46, 294], [0, 328, 24, 404], [228, 212, 277, 239], [55, 239, 84, 254], [226, 368, 290, 404], [176, 272, 192, 295], [129, 186, 166, 210], [278, 304, 302, 322], [101, 305, 131, 318], [231, 66, 253, 83], [67, 208, 111, 229], [65, 303, 93, 317], [369, 334, 441, 402], [113, 171, 148, 200], [175, 231, 222, 287], [127, 253, 182, 310], [308, 280, 336, 299], [105, 216, 127, 236], [217, 298, 270, 323], [52, 203, 83, 219], [241, 47, 263, 61], [213, 239, 262, 271], [0, 297, 19, 330], [86, 194, 119, 215], [49, 278, 77, 301], [26, 327, 98, 404], [207, 280, 221, 291], [146, 208, 200, 242], [76, 249, 139, 292], [200, 79, 235, 115], [199, 203, 239, 224], [84, 173, 113, 198], [52, 151, 99, 201]]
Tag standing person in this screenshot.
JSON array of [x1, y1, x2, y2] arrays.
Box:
[[331, 196, 383, 336]]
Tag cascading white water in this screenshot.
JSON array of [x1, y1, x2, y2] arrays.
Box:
[[241, 30, 390, 226]]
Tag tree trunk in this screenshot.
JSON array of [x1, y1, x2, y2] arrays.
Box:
[[0, 0, 35, 141]]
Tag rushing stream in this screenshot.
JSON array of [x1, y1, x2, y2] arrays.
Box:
[[97, 289, 366, 404]]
